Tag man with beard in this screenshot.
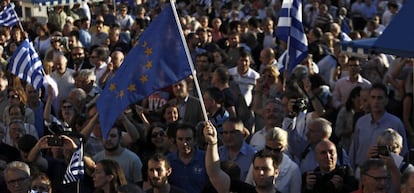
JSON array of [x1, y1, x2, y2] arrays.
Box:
[[146, 154, 185, 193], [68, 46, 93, 72], [203, 122, 282, 193], [167, 123, 208, 193], [93, 126, 143, 185]]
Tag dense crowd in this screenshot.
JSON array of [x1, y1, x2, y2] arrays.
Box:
[[0, 0, 413, 193]]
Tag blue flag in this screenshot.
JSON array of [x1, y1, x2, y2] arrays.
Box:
[[63, 144, 84, 184], [8, 39, 44, 90], [276, 0, 308, 73], [97, 4, 192, 138], [0, 4, 19, 27]]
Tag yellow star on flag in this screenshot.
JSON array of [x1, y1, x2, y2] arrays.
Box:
[[146, 61, 153, 69], [140, 75, 148, 83], [142, 41, 147, 48], [128, 84, 136, 92], [145, 47, 153, 56], [109, 83, 116, 91]]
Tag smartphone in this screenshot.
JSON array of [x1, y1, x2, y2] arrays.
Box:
[[377, 145, 390, 156]]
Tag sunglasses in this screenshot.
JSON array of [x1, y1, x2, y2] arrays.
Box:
[[265, 145, 283, 153], [8, 94, 19, 99], [151, 131, 166, 138], [62, 105, 73, 109]]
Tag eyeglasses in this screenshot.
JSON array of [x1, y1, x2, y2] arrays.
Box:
[[31, 185, 49, 192], [265, 145, 283, 153], [62, 105, 73, 109], [220, 130, 241, 135], [363, 173, 390, 182], [151, 131, 166, 138], [6, 177, 28, 185], [8, 94, 19, 99]]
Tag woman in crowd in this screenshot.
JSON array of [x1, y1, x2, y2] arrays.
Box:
[[30, 172, 52, 193], [93, 159, 127, 193], [335, 86, 364, 152]]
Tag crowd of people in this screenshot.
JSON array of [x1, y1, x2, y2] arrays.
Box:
[[0, 0, 413, 192]]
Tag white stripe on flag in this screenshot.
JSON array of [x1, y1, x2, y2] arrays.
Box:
[[9, 39, 44, 90], [63, 144, 84, 184]]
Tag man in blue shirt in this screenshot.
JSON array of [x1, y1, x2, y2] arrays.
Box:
[[167, 123, 208, 193], [218, 118, 256, 181], [349, 82, 408, 169]]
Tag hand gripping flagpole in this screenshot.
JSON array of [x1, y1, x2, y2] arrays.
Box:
[[169, 0, 209, 122]]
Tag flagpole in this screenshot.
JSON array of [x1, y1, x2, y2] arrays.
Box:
[[169, 0, 209, 122], [282, 0, 293, 91]]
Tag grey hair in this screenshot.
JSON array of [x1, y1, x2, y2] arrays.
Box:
[[4, 161, 30, 179]]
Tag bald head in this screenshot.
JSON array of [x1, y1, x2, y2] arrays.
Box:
[[111, 51, 124, 70], [315, 139, 337, 172], [260, 48, 276, 65]]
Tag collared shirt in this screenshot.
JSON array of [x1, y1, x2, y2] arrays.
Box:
[[349, 112, 408, 168], [177, 95, 189, 120], [245, 153, 302, 193], [219, 141, 257, 181], [249, 127, 267, 151], [167, 149, 209, 193], [332, 75, 371, 109]]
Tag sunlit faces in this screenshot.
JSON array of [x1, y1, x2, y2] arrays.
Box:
[[162, 105, 178, 124], [175, 128, 194, 155], [172, 80, 188, 99], [151, 127, 167, 149], [369, 88, 387, 114], [252, 157, 278, 189], [147, 160, 171, 187], [237, 56, 250, 75], [263, 101, 283, 127], [220, 121, 244, 148], [361, 166, 389, 193], [314, 140, 337, 172], [5, 169, 30, 193], [93, 163, 111, 189], [104, 128, 121, 151]]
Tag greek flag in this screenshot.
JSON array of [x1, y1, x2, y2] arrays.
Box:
[[63, 143, 84, 184], [8, 39, 44, 90], [0, 4, 19, 27], [276, 0, 308, 72]]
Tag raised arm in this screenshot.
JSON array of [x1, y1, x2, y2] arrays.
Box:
[[203, 122, 230, 193]]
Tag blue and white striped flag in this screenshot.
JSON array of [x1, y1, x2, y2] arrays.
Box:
[[0, 4, 19, 27], [63, 143, 84, 184], [8, 39, 44, 90], [276, 0, 308, 73]]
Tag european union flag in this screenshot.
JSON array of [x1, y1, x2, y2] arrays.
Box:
[[97, 3, 192, 138]]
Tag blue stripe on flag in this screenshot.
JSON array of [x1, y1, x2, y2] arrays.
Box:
[[276, 0, 308, 73], [63, 143, 84, 184], [8, 39, 44, 90], [0, 4, 19, 27]]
